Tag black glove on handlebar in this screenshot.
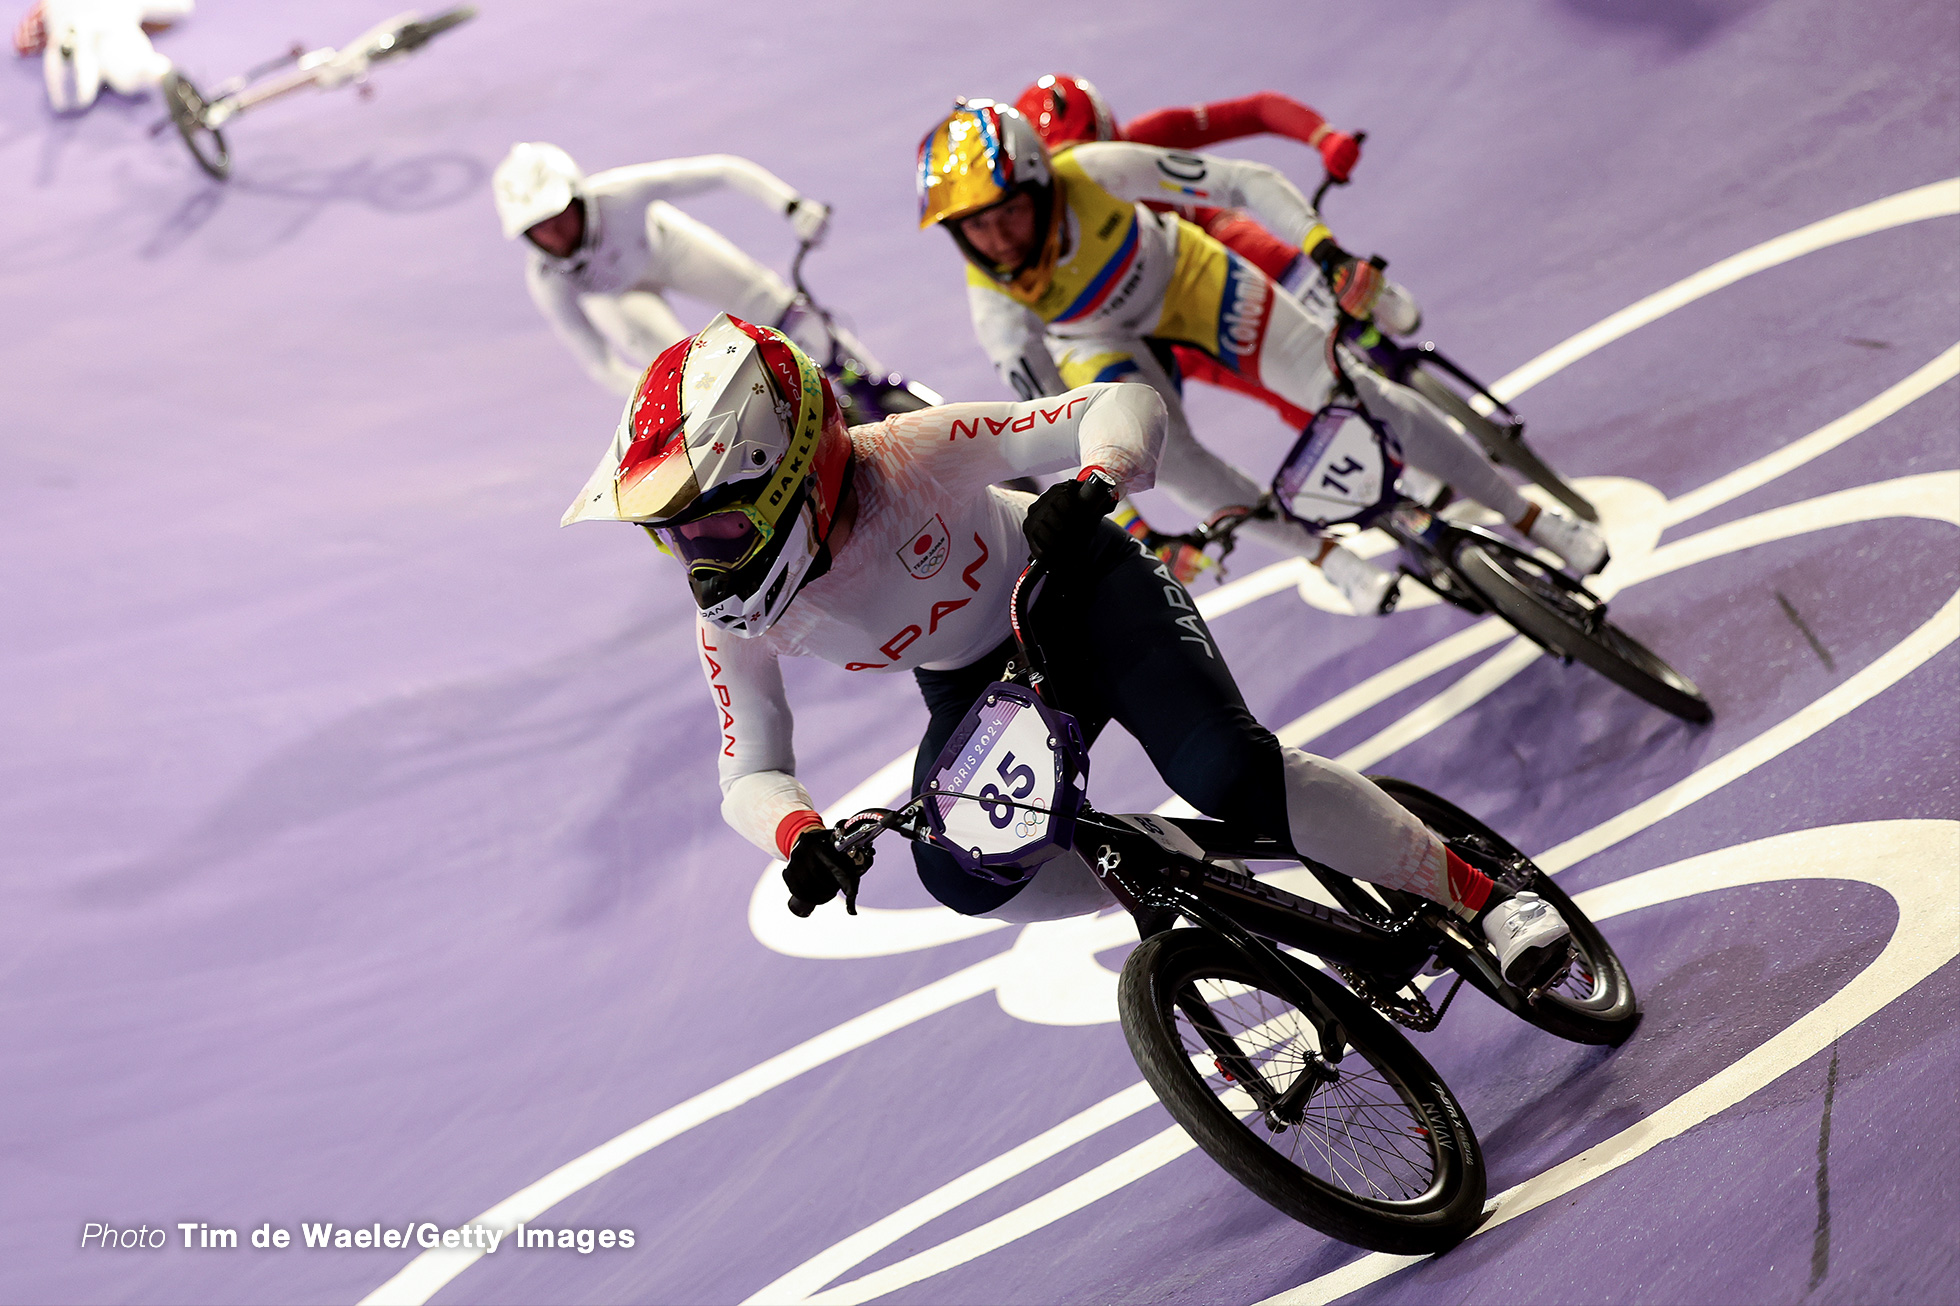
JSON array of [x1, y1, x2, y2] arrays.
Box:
[[1022, 470, 1120, 569], [784, 828, 871, 915]]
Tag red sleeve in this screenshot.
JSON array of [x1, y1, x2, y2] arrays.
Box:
[[1122, 92, 1328, 150]]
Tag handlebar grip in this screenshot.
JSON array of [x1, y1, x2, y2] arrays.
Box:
[[787, 894, 816, 918]]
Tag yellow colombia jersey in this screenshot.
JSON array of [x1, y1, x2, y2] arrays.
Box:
[[967, 149, 1273, 375]]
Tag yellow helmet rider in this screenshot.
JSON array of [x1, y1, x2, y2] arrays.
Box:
[[916, 99, 1066, 301]]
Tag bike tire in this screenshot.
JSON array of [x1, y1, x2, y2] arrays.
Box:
[[394, 5, 476, 53], [1119, 929, 1486, 1252], [1369, 777, 1641, 1046], [164, 74, 229, 180], [1405, 366, 1599, 523], [1455, 539, 1712, 723]]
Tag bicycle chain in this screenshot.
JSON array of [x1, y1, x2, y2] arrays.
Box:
[[1331, 963, 1443, 1032]]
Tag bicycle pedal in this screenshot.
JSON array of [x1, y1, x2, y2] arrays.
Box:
[[1524, 943, 1579, 1005]]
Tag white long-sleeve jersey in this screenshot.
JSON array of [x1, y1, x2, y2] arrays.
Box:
[[697, 382, 1165, 858], [965, 141, 1324, 399], [525, 156, 809, 395], [39, 0, 188, 111]]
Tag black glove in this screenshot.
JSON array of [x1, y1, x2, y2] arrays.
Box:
[[1022, 469, 1120, 568], [784, 827, 872, 916]]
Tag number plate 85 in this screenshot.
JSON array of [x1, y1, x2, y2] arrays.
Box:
[[923, 682, 1090, 885]]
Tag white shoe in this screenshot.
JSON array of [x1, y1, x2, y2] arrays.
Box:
[[1374, 280, 1423, 337], [1318, 544, 1400, 616], [1525, 507, 1609, 576], [1481, 891, 1571, 988]]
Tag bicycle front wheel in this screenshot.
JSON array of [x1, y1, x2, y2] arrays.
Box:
[[163, 73, 229, 180], [1406, 366, 1599, 523], [1119, 929, 1486, 1253], [1455, 538, 1712, 722]]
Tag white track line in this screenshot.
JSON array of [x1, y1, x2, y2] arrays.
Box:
[[1486, 179, 1960, 404], [1258, 821, 1960, 1306]]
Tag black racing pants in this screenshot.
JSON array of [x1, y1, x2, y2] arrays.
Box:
[[910, 519, 1289, 915]]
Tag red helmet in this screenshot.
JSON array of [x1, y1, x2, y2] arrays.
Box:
[[1013, 74, 1116, 149]]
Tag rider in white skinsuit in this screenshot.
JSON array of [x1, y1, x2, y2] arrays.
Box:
[[17, 0, 188, 112], [493, 142, 882, 398]]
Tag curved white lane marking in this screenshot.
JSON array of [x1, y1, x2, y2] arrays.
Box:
[[356, 958, 1012, 1306], [752, 821, 1960, 1305], [1660, 343, 1960, 527], [741, 1081, 1168, 1306], [1259, 821, 1960, 1306], [1485, 179, 1959, 404], [356, 184, 1960, 1306], [1322, 470, 1957, 775]]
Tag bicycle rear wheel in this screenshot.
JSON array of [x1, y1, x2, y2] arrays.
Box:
[[1405, 366, 1598, 523], [1370, 777, 1640, 1046], [1455, 537, 1711, 722], [1119, 929, 1486, 1253]]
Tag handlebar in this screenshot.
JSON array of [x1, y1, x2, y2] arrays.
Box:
[[1310, 130, 1366, 210]]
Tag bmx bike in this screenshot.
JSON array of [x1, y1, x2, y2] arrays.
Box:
[[787, 238, 946, 428], [791, 550, 1639, 1253], [1311, 134, 1599, 523], [154, 7, 475, 180], [1149, 283, 1712, 723]]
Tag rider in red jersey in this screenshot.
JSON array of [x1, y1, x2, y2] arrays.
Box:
[[1014, 76, 1417, 432]]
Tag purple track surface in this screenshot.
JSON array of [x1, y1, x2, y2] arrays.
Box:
[[6, 2, 1958, 1303]]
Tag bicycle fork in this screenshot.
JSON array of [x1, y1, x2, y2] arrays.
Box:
[[1085, 833, 1352, 1125]]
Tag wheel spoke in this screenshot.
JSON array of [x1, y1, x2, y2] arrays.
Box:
[[1174, 978, 1442, 1204]]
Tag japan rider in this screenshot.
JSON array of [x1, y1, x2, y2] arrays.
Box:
[[492, 142, 878, 398], [560, 314, 1572, 985]]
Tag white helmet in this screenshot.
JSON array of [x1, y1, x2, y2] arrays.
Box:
[[493, 141, 583, 241]]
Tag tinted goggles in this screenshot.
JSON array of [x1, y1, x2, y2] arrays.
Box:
[[650, 505, 771, 574]]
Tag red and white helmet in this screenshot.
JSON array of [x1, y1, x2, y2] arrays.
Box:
[[1013, 74, 1117, 149], [562, 313, 853, 637]]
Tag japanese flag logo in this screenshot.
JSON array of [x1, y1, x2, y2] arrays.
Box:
[[898, 515, 951, 580]]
